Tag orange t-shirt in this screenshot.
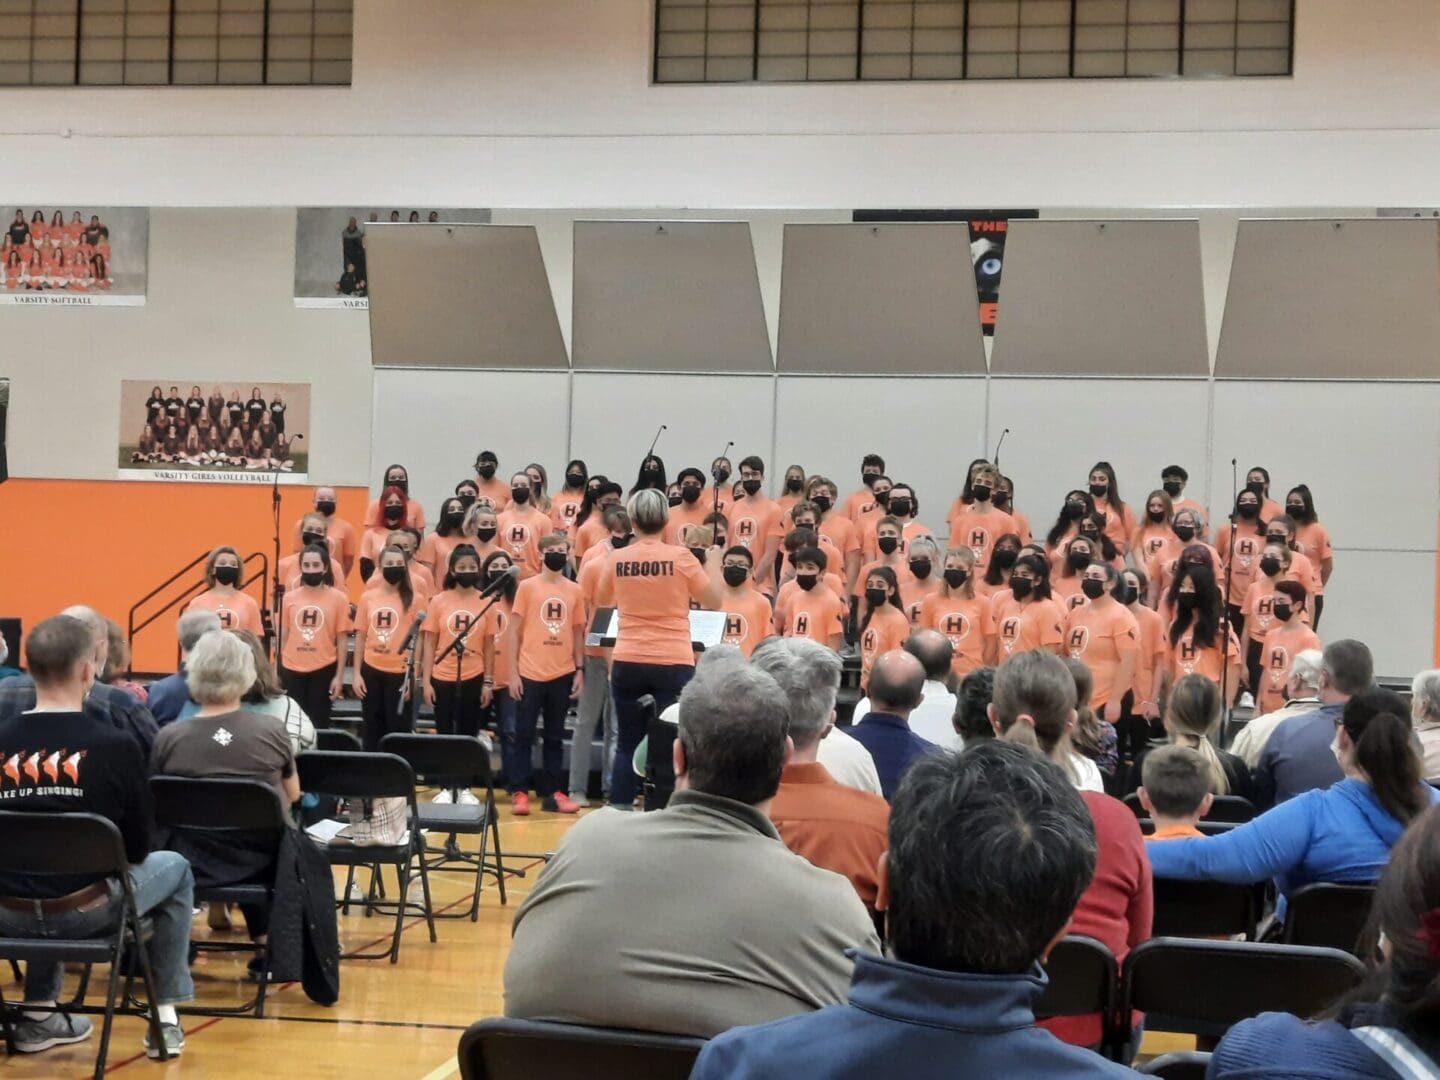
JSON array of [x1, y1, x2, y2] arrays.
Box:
[[775, 491, 802, 516], [1173, 497, 1210, 535], [185, 589, 263, 636], [1293, 522, 1333, 595], [1130, 603, 1166, 707], [705, 487, 732, 517], [919, 591, 992, 676], [605, 538, 711, 667], [1147, 541, 1223, 609], [947, 506, 1020, 569], [782, 586, 847, 646], [1284, 549, 1321, 599], [1217, 529, 1267, 606], [990, 593, 1066, 658], [1132, 523, 1174, 566], [859, 605, 911, 689], [859, 519, 931, 563], [472, 476, 511, 512], [279, 585, 352, 673], [578, 546, 614, 659], [1051, 574, 1087, 612], [422, 590, 498, 683], [1257, 623, 1323, 716], [1062, 601, 1140, 708], [572, 516, 613, 560], [353, 588, 419, 675], [718, 588, 775, 658], [511, 575, 585, 682], [549, 491, 584, 536], [729, 496, 783, 557], [1008, 509, 1033, 544], [842, 487, 872, 522], [853, 556, 915, 599], [363, 496, 427, 531], [292, 515, 357, 565], [417, 531, 470, 585], [497, 504, 553, 576], [662, 499, 712, 545], [1165, 621, 1241, 685], [364, 565, 434, 605], [899, 574, 940, 626], [776, 576, 846, 622], [818, 514, 861, 565], [1093, 499, 1136, 555]]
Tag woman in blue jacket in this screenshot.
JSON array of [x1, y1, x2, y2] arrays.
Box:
[[1147, 688, 1437, 909], [1209, 804, 1440, 1078]]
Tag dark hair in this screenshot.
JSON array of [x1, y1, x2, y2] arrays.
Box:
[[1231, 489, 1267, 536], [1285, 484, 1318, 525], [1078, 512, 1119, 563], [1167, 561, 1222, 649], [676, 466, 706, 487], [1273, 579, 1308, 607], [953, 666, 997, 743], [1247, 465, 1271, 492], [1089, 460, 1126, 512], [630, 455, 666, 494], [723, 544, 754, 567], [574, 476, 617, 528], [1012, 552, 1053, 601], [1162, 464, 1189, 482], [887, 481, 917, 516], [887, 743, 1097, 974], [1142, 745, 1212, 819], [443, 543, 482, 590], [1323, 639, 1375, 697], [382, 462, 408, 485], [984, 532, 1023, 587], [480, 550, 518, 602], [376, 544, 416, 611], [738, 455, 765, 475], [299, 542, 336, 586], [676, 659, 789, 805], [904, 630, 954, 683], [860, 565, 904, 635], [1342, 688, 1428, 826], [794, 544, 828, 572], [862, 453, 885, 472], [957, 457, 991, 505], [25, 615, 95, 687], [564, 459, 588, 485], [435, 497, 466, 538], [1046, 490, 1096, 548], [1059, 534, 1096, 580]]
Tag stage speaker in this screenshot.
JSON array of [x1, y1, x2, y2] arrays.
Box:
[[0, 376, 8, 484]]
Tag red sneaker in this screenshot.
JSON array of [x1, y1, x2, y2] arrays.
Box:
[[511, 792, 530, 817], [546, 793, 580, 814]]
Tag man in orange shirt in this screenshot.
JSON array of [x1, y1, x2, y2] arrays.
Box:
[[778, 547, 846, 651], [842, 453, 886, 522], [806, 476, 862, 593], [753, 637, 890, 911], [730, 456, 784, 586], [859, 482, 929, 562], [506, 534, 586, 814], [1161, 465, 1209, 539], [717, 546, 776, 658], [663, 467, 711, 544], [854, 516, 914, 600], [473, 450, 511, 511], [498, 471, 553, 576], [1137, 745, 1211, 840], [947, 463, 1018, 571]]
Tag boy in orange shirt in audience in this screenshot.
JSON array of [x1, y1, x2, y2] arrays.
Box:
[[1137, 744, 1212, 840]]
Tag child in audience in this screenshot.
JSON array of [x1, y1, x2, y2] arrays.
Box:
[[1138, 745, 1213, 839]]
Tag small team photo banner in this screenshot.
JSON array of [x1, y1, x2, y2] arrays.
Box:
[[117, 380, 311, 484], [0, 205, 148, 307], [293, 206, 492, 309]]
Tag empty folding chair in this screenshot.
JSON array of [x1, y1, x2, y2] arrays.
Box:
[[315, 728, 364, 752], [457, 1016, 705, 1080], [1282, 882, 1376, 956]]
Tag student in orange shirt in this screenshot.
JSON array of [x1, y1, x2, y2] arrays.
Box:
[[1242, 541, 1303, 694], [1063, 564, 1141, 770], [278, 514, 329, 590], [919, 546, 993, 676], [1131, 491, 1175, 566], [571, 480, 623, 560], [1285, 485, 1334, 627], [480, 550, 521, 767], [472, 449, 511, 511], [1043, 489, 1094, 565], [1146, 509, 1219, 609], [778, 546, 846, 651], [1088, 461, 1136, 556], [1162, 465, 1209, 539], [730, 455, 784, 585], [977, 532, 1022, 599], [368, 528, 434, 601], [630, 454, 667, 496], [994, 474, 1032, 544], [498, 471, 553, 576], [549, 460, 589, 536], [662, 467, 711, 544], [1264, 515, 1320, 606], [455, 478, 481, 512], [279, 544, 352, 728], [351, 544, 421, 751], [851, 474, 892, 538], [1163, 562, 1242, 701], [989, 553, 1066, 660], [705, 455, 733, 517], [523, 463, 553, 516], [1256, 580, 1322, 717], [717, 546, 776, 658], [1244, 465, 1286, 523], [1119, 566, 1165, 725], [460, 502, 501, 565], [418, 496, 470, 583], [942, 457, 989, 534], [419, 545, 498, 747], [360, 484, 412, 578], [805, 476, 863, 593], [776, 464, 807, 515], [364, 466, 427, 531], [186, 546, 264, 635], [296, 486, 356, 577], [774, 530, 846, 621], [901, 536, 942, 626], [842, 453, 886, 522], [1052, 536, 1097, 613], [505, 534, 586, 815], [1217, 488, 1268, 638], [860, 481, 928, 561], [857, 567, 910, 692], [947, 462, 1018, 570], [854, 516, 915, 602]]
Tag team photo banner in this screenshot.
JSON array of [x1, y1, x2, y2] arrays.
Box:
[[0, 205, 148, 306], [117, 379, 311, 484]]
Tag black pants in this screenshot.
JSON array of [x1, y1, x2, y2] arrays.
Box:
[[360, 665, 410, 752], [609, 660, 694, 807], [1246, 638, 1264, 702], [433, 675, 484, 737], [1226, 604, 1245, 646], [506, 674, 573, 796], [281, 662, 336, 728], [1109, 691, 1146, 785], [1312, 594, 1324, 629]]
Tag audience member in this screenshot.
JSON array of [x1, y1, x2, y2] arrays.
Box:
[[0, 616, 193, 1059], [853, 631, 959, 749], [988, 649, 1152, 1053], [1410, 669, 1440, 778], [176, 630, 316, 756], [101, 619, 148, 703], [503, 655, 878, 1036], [847, 649, 938, 800], [1136, 673, 1252, 802], [1229, 648, 1323, 769], [1063, 657, 1114, 792], [1148, 687, 1439, 913], [147, 610, 221, 726], [692, 743, 1141, 1079], [1138, 745, 1212, 839], [755, 637, 890, 910], [1254, 639, 1372, 809], [0, 605, 160, 758], [951, 664, 996, 746]]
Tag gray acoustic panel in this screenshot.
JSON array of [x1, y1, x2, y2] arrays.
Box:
[[776, 223, 986, 374], [1215, 219, 1440, 379], [366, 223, 568, 369], [990, 220, 1209, 376], [572, 220, 772, 372]]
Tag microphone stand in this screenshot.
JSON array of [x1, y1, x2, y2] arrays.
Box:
[[1219, 459, 1239, 727], [269, 462, 285, 665]]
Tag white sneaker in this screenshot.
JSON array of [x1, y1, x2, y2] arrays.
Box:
[[568, 792, 591, 808], [1238, 692, 1255, 710], [345, 882, 366, 904], [431, 789, 454, 804], [456, 789, 480, 805]]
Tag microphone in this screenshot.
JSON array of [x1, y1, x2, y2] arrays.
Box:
[[398, 611, 426, 654], [480, 565, 520, 598], [291, 434, 304, 440], [712, 440, 734, 479], [993, 428, 1010, 465], [646, 425, 667, 459]]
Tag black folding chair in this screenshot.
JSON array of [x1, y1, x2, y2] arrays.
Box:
[[381, 733, 508, 920], [1282, 882, 1376, 956], [1137, 1051, 1212, 1078], [456, 1016, 706, 1080], [149, 776, 289, 1016], [1034, 935, 1120, 1060], [0, 811, 171, 1078], [1122, 937, 1365, 1041], [296, 751, 436, 963], [1152, 877, 1268, 940], [1124, 792, 1256, 824], [316, 728, 364, 752]]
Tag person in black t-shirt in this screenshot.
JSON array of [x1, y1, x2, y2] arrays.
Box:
[[268, 393, 286, 435], [145, 385, 165, 427], [206, 387, 224, 425], [163, 385, 184, 423], [0, 615, 193, 1059], [225, 392, 244, 428], [7, 210, 28, 248], [245, 387, 267, 429], [185, 385, 205, 426]]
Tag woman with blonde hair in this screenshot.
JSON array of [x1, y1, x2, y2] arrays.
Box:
[[1148, 673, 1252, 801], [918, 546, 993, 675]]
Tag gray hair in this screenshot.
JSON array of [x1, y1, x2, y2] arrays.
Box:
[[1413, 670, 1440, 721], [676, 658, 790, 804], [185, 629, 257, 705], [1290, 649, 1324, 693], [59, 605, 107, 665], [177, 610, 223, 653], [750, 636, 841, 745], [627, 488, 669, 535]]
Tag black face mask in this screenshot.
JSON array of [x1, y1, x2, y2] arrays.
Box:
[[612, 534, 633, 549], [668, 495, 682, 508], [785, 476, 803, 493], [301, 570, 325, 587], [511, 487, 531, 505], [1177, 593, 1199, 611], [812, 495, 832, 513], [1068, 551, 1091, 571], [475, 526, 497, 542], [1174, 524, 1196, 542], [214, 565, 240, 586], [1115, 584, 1138, 605], [723, 565, 749, 587], [477, 463, 497, 479], [1286, 503, 1305, 518], [383, 505, 403, 522], [741, 478, 763, 496], [381, 565, 406, 585], [681, 486, 701, 504], [1237, 503, 1259, 520], [877, 536, 899, 556], [993, 548, 1019, 570], [453, 571, 480, 589], [889, 498, 913, 517], [873, 491, 891, 509], [713, 468, 731, 485], [1010, 577, 1034, 600], [1163, 480, 1183, 498], [1080, 532, 1100, 546], [566, 473, 585, 489], [543, 550, 568, 572], [302, 532, 326, 548], [1081, 578, 1106, 600], [316, 500, 336, 516], [1260, 556, 1282, 576], [863, 472, 880, 488], [1267, 536, 1288, 550], [1147, 509, 1166, 523], [993, 490, 1011, 509], [796, 573, 818, 592], [1063, 502, 1085, 520], [387, 477, 408, 494], [971, 484, 992, 502], [642, 468, 662, 484], [908, 559, 932, 580], [943, 568, 968, 588], [1089, 483, 1108, 499], [1246, 480, 1266, 497], [487, 569, 511, 591], [1273, 603, 1293, 622], [457, 494, 477, 510], [865, 587, 888, 607], [688, 546, 707, 563], [795, 522, 816, 534], [443, 511, 464, 528]]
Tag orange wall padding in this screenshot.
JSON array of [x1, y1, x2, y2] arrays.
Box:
[[0, 478, 369, 673]]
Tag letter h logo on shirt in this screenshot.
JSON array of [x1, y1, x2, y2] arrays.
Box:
[[297, 606, 323, 643], [543, 598, 566, 637], [724, 614, 745, 641]]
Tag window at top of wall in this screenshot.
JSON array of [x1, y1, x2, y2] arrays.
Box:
[[0, 0, 352, 87], [653, 0, 1293, 83]]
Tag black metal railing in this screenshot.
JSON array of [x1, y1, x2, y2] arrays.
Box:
[[126, 551, 269, 675]]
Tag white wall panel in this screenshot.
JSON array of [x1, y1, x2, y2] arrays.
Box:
[[1319, 552, 1436, 680]]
